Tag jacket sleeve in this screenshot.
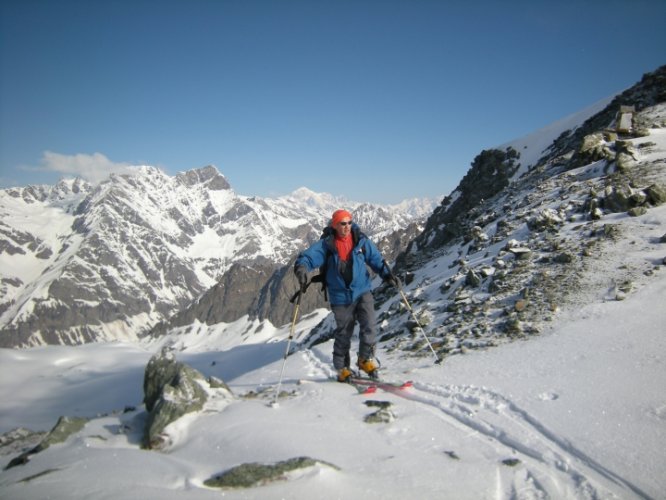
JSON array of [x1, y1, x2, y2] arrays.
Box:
[[362, 238, 389, 278], [295, 240, 328, 272]]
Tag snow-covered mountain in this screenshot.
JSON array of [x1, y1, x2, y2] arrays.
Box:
[[0, 168, 436, 347]]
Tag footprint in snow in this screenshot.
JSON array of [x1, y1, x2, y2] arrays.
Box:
[[537, 391, 559, 401]]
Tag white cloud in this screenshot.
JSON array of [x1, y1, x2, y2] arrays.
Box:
[[39, 151, 135, 184]]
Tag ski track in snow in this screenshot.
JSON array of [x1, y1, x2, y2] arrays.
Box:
[[302, 347, 650, 499], [405, 382, 651, 500], [301, 347, 336, 380]]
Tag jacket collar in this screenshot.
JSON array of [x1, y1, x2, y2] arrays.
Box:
[[324, 224, 363, 251]]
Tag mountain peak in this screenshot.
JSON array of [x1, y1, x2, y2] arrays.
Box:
[[176, 165, 231, 190], [287, 187, 345, 209]]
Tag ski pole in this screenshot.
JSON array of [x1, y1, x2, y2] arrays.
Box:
[[384, 261, 441, 364], [272, 285, 304, 408], [289, 279, 313, 303]]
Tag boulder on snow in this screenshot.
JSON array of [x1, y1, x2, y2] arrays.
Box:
[[204, 457, 340, 489], [364, 400, 396, 424], [645, 184, 666, 205], [615, 140, 637, 171], [465, 269, 482, 288], [514, 299, 528, 312], [4, 416, 88, 469], [527, 208, 564, 232], [578, 132, 615, 164], [142, 347, 230, 450], [508, 247, 532, 261], [628, 206, 648, 217], [602, 185, 633, 213], [552, 252, 574, 264], [615, 152, 635, 171]]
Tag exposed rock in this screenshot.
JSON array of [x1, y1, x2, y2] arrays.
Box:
[[514, 300, 528, 312], [208, 376, 231, 392], [508, 247, 532, 261], [616, 139, 635, 153], [399, 147, 519, 259], [504, 316, 524, 336], [0, 428, 46, 458], [204, 457, 339, 489], [591, 207, 603, 220], [39, 416, 88, 449], [537, 66, 666, 170], [142, 347, 219, 450], [384, 70, 666, 361], [628, 206, 648, 217], [616, 152, 635, 172], [629, 191, 648, 206], [467, 225, 490, 248], [364, 400, 396, 423], [4, 416, 88, 469], [364, 409, 396, 423], [176, 165, 231, 190], [616, 107, 634, 134], [553, 252, 574, 264], [148, 260, 280, 336], [527, 208, 564, 232], [603, 185, 633, 212], [578, 133, 615, 164], [615, 139, 637, 171], [645, 184, 666, 205], [465, 269, 482, 288]]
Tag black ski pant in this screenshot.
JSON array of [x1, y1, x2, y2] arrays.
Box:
[[331, 292, 376, 370]]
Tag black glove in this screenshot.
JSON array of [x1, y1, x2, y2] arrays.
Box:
[[294, 265, 308, 287], [383, 274, 400, 288]]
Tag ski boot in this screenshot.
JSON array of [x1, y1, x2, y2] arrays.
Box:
[[337, 367, 353, 383], [357, 358, 379, 380]]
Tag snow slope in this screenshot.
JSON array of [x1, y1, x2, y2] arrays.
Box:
[[2, 81, 666, 499], [1, 201, 664, 498]]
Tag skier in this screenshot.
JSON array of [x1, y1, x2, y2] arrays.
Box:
[[294, 209, 398, 382]]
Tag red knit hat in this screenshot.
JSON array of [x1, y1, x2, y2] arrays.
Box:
[[331, 209, 352, 227]]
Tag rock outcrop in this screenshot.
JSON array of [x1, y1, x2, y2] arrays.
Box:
[[142, 347, 232, 450]]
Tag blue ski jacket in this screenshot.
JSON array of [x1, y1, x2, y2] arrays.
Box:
[[295, 224, 390, 306]]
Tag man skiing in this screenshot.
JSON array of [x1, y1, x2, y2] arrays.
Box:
[[294, 209, 398, 382]]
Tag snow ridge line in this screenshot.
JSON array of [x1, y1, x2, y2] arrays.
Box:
[[399, 381, 651, 499]]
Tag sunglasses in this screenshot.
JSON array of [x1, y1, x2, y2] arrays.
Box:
[[338, 221, 352, 226]]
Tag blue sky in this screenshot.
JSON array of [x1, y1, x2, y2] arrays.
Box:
[[1, 0, 664, 204]]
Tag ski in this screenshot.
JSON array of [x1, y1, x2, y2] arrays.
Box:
[[300, 377, 412, 395], [348, 377, 413, 393], [355, 383, 377, 395]]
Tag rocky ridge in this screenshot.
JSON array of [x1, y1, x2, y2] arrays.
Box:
[[303, 67, 666, 359], [381, 79, 666, 359]]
